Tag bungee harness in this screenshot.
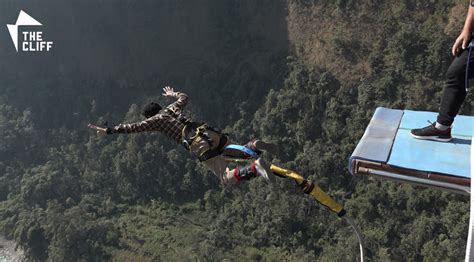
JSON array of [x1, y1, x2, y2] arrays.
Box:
[[197, 134, 228, 162], [164, 107, 229, 162]]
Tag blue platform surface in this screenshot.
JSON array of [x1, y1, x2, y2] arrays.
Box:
[[350, 107, 473, 179], [388, 110, 473, 178]]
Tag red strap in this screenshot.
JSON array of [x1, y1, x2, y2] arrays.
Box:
[[233, 166, 241, 182], [251, 161, 256, 176]]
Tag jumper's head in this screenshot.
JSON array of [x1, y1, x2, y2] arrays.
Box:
[[142, 102, 162, 118]]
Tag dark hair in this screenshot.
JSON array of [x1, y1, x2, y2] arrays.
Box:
[[142, 102, 162, 118]]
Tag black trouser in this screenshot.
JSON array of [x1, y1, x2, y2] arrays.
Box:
[[437, 48, 474, 126]]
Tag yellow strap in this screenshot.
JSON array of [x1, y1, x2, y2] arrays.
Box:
[[308, 185, 344, 214], [269, 164, 344, 215], [270, 165, 305, 184]]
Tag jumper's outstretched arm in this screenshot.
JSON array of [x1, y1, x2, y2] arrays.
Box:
[[162, 86, 188, 115], [87, 123, 107, 134]]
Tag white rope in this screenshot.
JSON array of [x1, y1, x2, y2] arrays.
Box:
[[344, 216, 365, 262], [465, 138, 474, 262]]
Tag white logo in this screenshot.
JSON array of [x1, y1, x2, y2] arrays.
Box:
[[7, 10, 53, 52]]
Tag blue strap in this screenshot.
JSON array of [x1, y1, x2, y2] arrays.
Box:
[[224, 144, 259, 159], [465, 40, 474, 91]]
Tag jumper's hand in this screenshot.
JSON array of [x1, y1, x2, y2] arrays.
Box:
[[162, 86, 176, 97], [88, 123, 108, 134], [452, 30, 471, 56]]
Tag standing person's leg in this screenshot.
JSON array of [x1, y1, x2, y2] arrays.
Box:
[[411, 48, 473, 142], [437, 48, 473, 126]]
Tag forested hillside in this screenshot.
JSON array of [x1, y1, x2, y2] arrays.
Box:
[[0, 0, 472, 261]]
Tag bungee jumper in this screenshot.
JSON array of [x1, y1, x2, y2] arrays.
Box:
[[88, 87, 365, 260], [87, 86, 277, 183]]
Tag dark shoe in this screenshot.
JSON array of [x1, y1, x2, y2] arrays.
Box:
[[255, 158, 274, 181], [247, 140, 278, 155], [410, 122, 452, 142]]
